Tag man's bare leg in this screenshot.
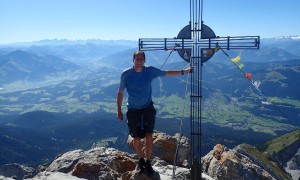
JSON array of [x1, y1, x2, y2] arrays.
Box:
[[133, 137, 146, 174], [145, 133, 153, 160], [145, 133, 154, 176], [133, 137, 144, 158]]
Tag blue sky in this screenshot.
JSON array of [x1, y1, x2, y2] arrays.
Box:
[[0, 0, 299, 44]]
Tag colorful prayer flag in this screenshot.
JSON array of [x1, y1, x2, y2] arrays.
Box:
[[238, 64, 245, 71], [245, 73, 251, 80], [231, 56, 241, 62]]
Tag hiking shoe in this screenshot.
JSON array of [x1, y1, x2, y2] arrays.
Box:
[[136, 158, 145, 174], [145, 160, 154, 177]]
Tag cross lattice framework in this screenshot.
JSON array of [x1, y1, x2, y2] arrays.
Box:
[[139, 0, 260, 179]]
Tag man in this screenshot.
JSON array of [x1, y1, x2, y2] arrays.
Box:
[[116, 50, 192, 177]]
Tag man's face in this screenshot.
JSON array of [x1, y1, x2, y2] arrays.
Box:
[[133, 53, 145, 67]]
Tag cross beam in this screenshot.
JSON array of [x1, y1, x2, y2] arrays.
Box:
[[139, 36, 260, 51], [138, 0, 259, 179]]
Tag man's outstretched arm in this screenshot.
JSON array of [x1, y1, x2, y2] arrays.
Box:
[[166, 66, 193, 77]]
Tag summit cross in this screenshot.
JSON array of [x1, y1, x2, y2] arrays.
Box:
[[138, 0, 260, 179]]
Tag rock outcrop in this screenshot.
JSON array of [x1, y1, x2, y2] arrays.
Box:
[[0, 131, 297, 180], [202, 144, 292, 180], [0, 163, 36, 180], [31, 147, 191, 179], [32, 132, 192, 179], [127, 131, 190, 167], [284, 147, 300, 180]]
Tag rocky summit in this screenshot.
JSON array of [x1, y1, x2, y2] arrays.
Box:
[[0, 131, 298, 179]]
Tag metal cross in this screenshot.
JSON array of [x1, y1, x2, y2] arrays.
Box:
[[139, 0, 260, 179]]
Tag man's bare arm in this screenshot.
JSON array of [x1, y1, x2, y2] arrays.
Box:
[[166, 66, 193, 77], [117, 90, 124, 120]]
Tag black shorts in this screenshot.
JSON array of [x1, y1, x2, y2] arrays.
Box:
[[126, 102, 156, 138]]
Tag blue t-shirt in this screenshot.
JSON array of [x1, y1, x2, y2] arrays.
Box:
[[119, 66, 166, 109]]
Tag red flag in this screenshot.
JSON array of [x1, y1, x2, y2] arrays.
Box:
[[245, 73, 251, 80]]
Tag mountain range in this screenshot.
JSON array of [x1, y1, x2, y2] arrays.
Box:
[[0, 37, 299, 173], [0, 50, 80, 84]]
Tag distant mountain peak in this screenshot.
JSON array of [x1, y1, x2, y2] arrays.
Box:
[[267, 35, 300, 40]]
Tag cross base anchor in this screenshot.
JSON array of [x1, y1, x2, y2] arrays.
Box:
[[191, 158, 202, 179]]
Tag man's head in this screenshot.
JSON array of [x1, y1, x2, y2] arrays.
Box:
[[133, 50, 146, 61], [132, 50, 146, 69]]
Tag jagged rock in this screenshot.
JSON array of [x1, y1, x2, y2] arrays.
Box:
[[0, 176, 14, 180], [234, 144, 291, 180], [150, 157, 190, 180], [45, 147, 136, 179], [212, 144, 225, 160], [0, 163, 36, 180], [32, 147, 191, 180], [285, 148, 300, 180], [46, 149, 85, 173], [127, 131, 190, 167], [202, 144, 277, 180], [3, 132, 295, 180], [31, 171, 85, 180], [129, 157, 191, 180]]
